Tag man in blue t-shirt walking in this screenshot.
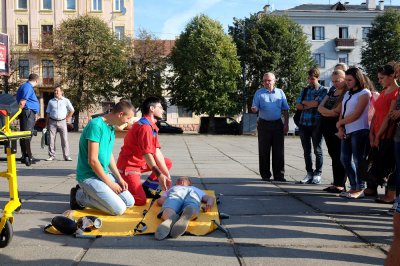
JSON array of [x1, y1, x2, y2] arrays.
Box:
[[16, 73, 40, 166]]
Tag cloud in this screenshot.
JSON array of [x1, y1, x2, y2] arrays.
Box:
[[161, 0, 222, 39]]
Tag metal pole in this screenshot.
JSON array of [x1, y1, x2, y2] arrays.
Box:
[[242, 24, 246, 114]]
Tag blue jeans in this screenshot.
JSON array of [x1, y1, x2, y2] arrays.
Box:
[[340, 129, 369, 191], [299, 125, 323, 175], [76, 174, 135, 215]]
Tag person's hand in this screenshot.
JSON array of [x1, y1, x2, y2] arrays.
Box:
[[158, 174, 171, 191], [118, 178, 128, 191], [202, 203, 213, 212], [336, 128, 345, 140], [336, 120, 343, 129], [283, 124, 289, 135], [251, 107, 257, 113], [373, 137, 380, 148], [108, 182, 123, 194], [390, 110, 400, 120], [369, 133, 375, 148]]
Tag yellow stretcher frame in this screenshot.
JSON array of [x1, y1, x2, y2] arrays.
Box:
[[0, 107, 32, 248]]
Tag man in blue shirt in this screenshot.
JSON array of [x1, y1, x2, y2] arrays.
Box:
[[16, 73, 40, 166], [295, 67, 328, 184], [251, 72, 289, 182]]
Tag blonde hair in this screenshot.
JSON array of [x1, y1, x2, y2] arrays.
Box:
[[332, 69, 345, 78]]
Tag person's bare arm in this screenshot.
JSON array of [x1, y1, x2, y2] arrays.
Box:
[[108, 153, 128, 191], [19, 99, 26, 109], [143, 152, 171, 191], [282, 110, 289, 134], [88, 140, 122, 194], [66, 111, 74, 122]]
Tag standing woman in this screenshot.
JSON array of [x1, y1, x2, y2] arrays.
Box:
[[318, 70, 347, 193], [368, 65, 398, 203], [336, 67, 371, 199]]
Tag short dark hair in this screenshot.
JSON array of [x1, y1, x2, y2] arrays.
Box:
[[345, 67, 366, 89], [141, 96, 162, 115], [111, 100, 134, 114], [377, 64, 395, 76], [54, 83, 63, 90], [308, 67, 320, 79], [28, 73, 39, 82]]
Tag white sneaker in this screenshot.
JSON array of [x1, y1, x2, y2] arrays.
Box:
[[300, 173, 313, 184], [45, 156, 55, 161], [311, 175, 321, 184]]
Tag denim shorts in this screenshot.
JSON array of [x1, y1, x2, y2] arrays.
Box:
[[160, 195, 200, 216]]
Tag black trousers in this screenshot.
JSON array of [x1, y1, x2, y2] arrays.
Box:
[[257, 118, 285, 180], [19, 109, 35, 158], [320, 117, 346, 187]]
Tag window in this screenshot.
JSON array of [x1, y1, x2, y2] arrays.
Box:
[[338, 54, 349, 65], [42, 60, 54, 85], [92, 0, 102, 11], [312, 53, 325, 68], [339, 27, 348, 39], [312, 26, 325, 40], [362, 27, 371, 40], [17, 0, 27, 9], [41, 25, 53, 48], [114, 26, 125, 40], [65, 0, 76, 10], [17, 25, 28, 44], [42, 0, 52, 10], [114, 0, 124, 11], [178, 107, 193, 118], [19, 60, 29, 79]]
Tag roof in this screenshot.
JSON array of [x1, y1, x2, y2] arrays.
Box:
[[133, 39, 176, 57], [286, 3, 400, 12]]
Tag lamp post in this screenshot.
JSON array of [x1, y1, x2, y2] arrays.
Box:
[[234, 18, 247, 115], [241, 25, 247, 115]]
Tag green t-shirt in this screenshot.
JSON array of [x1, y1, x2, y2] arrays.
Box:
[[76, 117, 115, 182]]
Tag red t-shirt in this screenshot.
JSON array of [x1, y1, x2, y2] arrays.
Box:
[[117, 115, 161, 172], [372, 88, 399, 138]]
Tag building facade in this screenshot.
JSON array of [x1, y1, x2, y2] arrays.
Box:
[[0, 0, 134, 120], [271, 0, 399, 85]]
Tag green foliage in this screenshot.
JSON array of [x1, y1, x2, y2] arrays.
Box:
[[361, 9, 400, 89], [52, 15, 125, 115], [229, 14, 314, 113], [168, 14, 241, 116], [116, 29, 166, 110]]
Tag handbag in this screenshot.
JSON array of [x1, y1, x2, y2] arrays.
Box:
[[294, 87, 308, 127]]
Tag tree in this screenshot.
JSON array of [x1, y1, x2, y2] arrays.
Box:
[[116, 29, 166, 110], [52, 15, 125, 130], [229, 14, 315, 113], [361, 9, 400, 88], [168, 15, 241, 117]]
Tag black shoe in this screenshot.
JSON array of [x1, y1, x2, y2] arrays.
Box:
[[261, 176, 271, 181], [23, 156, 31, 166], [273, 177, 287, 182], [70, 185, 84, 210]]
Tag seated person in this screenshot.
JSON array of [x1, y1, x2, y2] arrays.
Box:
[[155, 176, 214, 240]]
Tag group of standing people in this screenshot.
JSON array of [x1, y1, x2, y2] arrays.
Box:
[[251, 64, 400, 265], [16, 74, 74, 166]]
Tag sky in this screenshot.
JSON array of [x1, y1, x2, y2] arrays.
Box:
[[134, 0, 400, 40]]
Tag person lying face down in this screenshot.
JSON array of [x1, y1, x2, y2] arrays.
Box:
[[154, 176, 215, 240]]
